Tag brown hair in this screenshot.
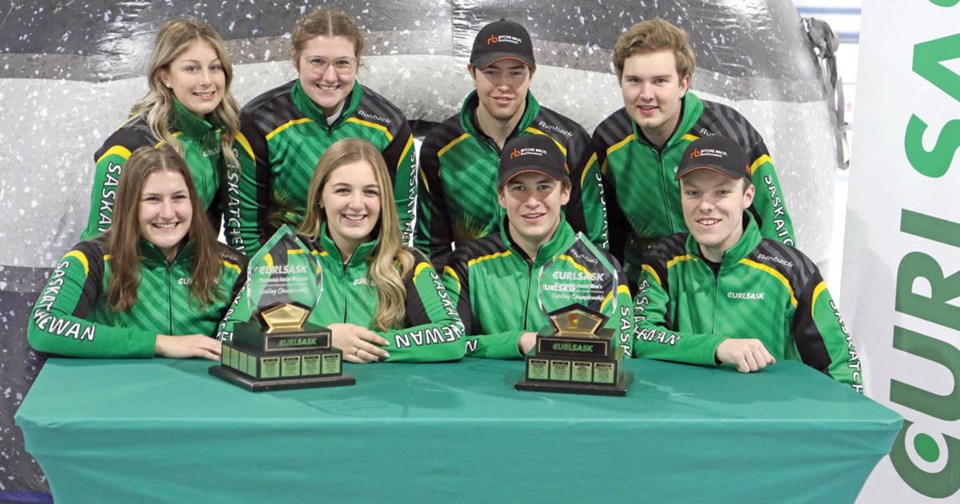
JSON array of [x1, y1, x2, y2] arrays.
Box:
[[107, 145, 224, 312], [291, 8, 365, 65], [299, 139, 414, 331], [129, 18, 240, 168], [613, 18, 696, 82]]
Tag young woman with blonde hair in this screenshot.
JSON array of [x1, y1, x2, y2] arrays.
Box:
[[82, 17, 240, 239], [221, 138, 463, 363], [32, 144, 246, 359]]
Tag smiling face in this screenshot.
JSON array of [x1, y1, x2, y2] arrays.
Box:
[[160, 39, 225, 117], [498, 172, 571, 258], [138, 170, 192, 261], [321, 160, 382, 258], [295, 35, 359, 117], [620, 49, 691, 147], [471, 60, 534, 125], [679, 169, 755, 262]]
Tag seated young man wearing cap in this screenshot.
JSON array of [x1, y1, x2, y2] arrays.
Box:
[[417, 19, 607, 270], [443, 135, 632, 359], [633, 136, 862, 392]]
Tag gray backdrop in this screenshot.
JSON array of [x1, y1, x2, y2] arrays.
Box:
[[0, 0, 840, 499]]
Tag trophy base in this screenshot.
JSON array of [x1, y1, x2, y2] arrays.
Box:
[[515, 370, 633, 397], [209, 365, 355, 392]]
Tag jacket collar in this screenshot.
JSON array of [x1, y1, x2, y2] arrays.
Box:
[[316, 222, 378, 268], [631, 91, 703, 149], [459, 90, 541, 138], [684, 211, 762, 268], [499, 213, 576, 268], [140, 237, 193, 266], [171, 97, 221, 138], [291, 79, 364, 127]]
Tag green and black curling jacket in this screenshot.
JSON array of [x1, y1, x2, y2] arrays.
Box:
[[443, 219, 632, 360], [82, 99, 226, 240], [633, 213, 862, 392], [219, 224, 465, 362], [29, 236, 246, 358], [416, 91, 608, 268], [591, 92, 795, 282]]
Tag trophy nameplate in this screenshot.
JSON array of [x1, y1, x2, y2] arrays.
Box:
[[210, 226, 355, 391], [515, 235, 632, 396]]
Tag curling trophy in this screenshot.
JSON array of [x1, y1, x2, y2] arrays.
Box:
[[210, 226, 355, 391], [515, 234, 632, 396]]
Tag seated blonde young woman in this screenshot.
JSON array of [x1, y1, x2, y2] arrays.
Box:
[[220, 138, 464, 363]]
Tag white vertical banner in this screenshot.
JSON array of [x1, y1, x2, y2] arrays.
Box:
[[842, 0, 960, 502]]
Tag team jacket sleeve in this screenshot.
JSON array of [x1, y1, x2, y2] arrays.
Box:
[[792, 272, 864, 393], [381, 120, 418, 246], [748, 144, 796, 247], [440, 251, 523, 359], [591, 132, 629, 265], [215, 280, 256, 342], [28, 245, 157, 358], [605, 256, 634, 358], [380, 251, 466, 362], [229, 119, 270, 258], [566, 133, 609, 249], [415, 135, 454, 267], [82, 131, 152, 241], [632, 262, 726, 364]]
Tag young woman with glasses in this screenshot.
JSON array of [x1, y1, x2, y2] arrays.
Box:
[[228, 8, 417, 258]]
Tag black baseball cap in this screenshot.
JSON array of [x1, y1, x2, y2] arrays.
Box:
[[470, 19, 535, 69], [675, 136, 752, 181], [498, 135, 568, 186]]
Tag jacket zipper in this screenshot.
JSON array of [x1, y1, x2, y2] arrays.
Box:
[[166, 262, 174, 335], [341, 260, 350, 322], [655, 146, 676, 232], [521, 258, 534, 329]]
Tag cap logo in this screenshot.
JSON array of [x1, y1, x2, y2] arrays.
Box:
[[488, 34, 523, 46], [512, 147, 548, 158], [695, 148, 728, 160]]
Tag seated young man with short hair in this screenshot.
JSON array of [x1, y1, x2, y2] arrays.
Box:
[[633, 136, 862, 392], [443, 135, 632, 359]]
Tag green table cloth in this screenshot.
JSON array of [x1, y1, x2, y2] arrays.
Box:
[[16, 357, 900, 503]]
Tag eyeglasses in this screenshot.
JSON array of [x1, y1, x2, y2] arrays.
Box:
[[301, 55, 357, 74]]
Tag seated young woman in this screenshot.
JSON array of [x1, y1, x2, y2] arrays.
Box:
[[30, 144, 246, 359], [220, 138, 464, 363]]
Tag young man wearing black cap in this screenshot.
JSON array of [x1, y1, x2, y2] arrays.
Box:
[[443, 135, 632, 359], [417, 19, 607, 270], [633, 136, 862, 392], [590, 18, 796, 286]]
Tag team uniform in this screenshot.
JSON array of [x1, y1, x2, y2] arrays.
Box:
[[219, 224, 465, 362], [416, 91, 607, 268], [443, 218, 632, 359], [82, 99, 227, 240], [591, 91, 795, 282], [227, 80, 417, 257], [633, 213, 862, 392], [28, 236, 246, 358]]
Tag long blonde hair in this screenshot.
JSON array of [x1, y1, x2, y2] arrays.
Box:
[[107, 145, 223, 312], [299, 138, 414, 330], [129, 18, 240, 168]]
